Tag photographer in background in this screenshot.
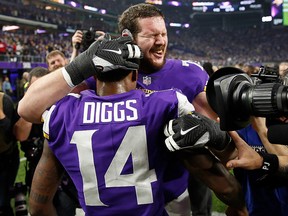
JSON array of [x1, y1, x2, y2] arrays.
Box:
[[14, 67, 80, 216], [70, 29, 105, 62], [47, 29, 102, 72], [70, 30, 83, 62], [69, 28, 105, 94], [0, 92, 19, 216], [14, 67, 49, 191]]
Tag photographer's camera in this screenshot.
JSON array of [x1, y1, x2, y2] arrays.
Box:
[[75, 27, 97, 51], [11, 182, 28, 216]]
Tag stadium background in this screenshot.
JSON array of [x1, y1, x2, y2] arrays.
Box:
[[1, 0, 288, 214], [1, 0, 288, 98]]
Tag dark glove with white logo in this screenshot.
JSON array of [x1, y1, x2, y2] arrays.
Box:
[[64, 34, 142, 87], [164, 113, 231, 152]]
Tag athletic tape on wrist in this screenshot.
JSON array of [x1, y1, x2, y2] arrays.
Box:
[[257, 151, 279, 174], [61, 67, 75, 88]]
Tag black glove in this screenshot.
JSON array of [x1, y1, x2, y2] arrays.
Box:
[[64, 34, 142, 87], [164, 113, 231, 152]]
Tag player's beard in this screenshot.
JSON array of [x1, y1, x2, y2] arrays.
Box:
[[139, 48, 167, 74], [52, 65, 63, 71], [51, 64, 65, 72]]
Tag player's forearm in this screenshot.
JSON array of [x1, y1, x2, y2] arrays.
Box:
[[18, 68, 71, 123], [210, 140, 238, 165], [30, 141, 63, 215], [206, 164, 246, 211], [29, 173, 59, 216], [29, 199, 57, 216], [214, 183, 246, 211], [181, 152, 247, 211]]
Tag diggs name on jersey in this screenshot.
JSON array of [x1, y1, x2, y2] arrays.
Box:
[[82, 99, 139, 124]]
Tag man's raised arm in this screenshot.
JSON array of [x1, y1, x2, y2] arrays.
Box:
[[18, 68, 70, 123], [18, 35, 142, 123]]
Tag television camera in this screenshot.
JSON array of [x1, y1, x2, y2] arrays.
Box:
[[206, 66, 288, 131]]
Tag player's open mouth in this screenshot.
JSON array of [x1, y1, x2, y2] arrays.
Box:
[[152, 50, 164, 58]]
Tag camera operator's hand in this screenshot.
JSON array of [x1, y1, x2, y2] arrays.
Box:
[[64, 34, 142, 87], [164, 112, 231, 152], [95, 30, 105, 40], [72, 30, 83, 50], [226, 131, 264, 170]]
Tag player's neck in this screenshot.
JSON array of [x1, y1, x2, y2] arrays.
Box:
[[96, 77, 136, 96]]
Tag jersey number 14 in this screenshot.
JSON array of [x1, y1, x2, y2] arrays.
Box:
[[71, 125, 157, 206]]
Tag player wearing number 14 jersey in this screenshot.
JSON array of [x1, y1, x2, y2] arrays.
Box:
[[42, 87, 194, 216]]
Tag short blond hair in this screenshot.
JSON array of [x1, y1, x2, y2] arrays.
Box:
[[46, 50, 66, 64]]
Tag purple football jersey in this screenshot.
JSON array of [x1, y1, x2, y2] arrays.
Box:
[[43, 89, 194, 216], [137, 59, 209, 102], [137, 59, 209, 202]]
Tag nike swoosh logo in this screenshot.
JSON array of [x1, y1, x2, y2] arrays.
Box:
[[102, 48, 122, 54], [180, 125, 199, 135]]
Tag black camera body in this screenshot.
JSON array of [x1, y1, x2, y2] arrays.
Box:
[[251, 65, 280, 84], [75, 27, 97, 51], [10, 182, 28, 216], [206, 67, 288, 131]]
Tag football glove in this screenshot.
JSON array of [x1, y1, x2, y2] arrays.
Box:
[[64, 34, 142, 87], [164, 112, 231, 152]]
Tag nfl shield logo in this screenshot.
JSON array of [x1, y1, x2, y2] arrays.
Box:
[[143, 76, 151, 85]]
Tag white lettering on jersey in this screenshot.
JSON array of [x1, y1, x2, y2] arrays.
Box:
[[126, 100, 138, 121], [83, 100, 139, 123]]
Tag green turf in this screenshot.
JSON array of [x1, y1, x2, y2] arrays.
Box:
[[15, 144, 26, 183], [12, 144, 28, 214], [212, 193, 227, 213]]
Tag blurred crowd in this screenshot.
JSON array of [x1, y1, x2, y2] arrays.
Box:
[[1, 26, 287, 67], [1, 2, 288, 216], [0, 0, 134, 32], [1, 0, 287, 67], [0, 31, 72, 62], [168, 27, 288, 66], [0, 31, 72, 63]]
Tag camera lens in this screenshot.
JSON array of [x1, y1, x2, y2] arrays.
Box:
[[231, 82, 288, 119]]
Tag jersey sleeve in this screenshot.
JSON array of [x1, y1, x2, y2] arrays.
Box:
[[176, 91, 195, 117], [184, 61, 209, 99], [42, 105, 56, 140], [167, 59, 209, 102]]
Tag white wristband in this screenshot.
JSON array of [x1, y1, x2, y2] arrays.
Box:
[[61, 67, 75, 88]]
